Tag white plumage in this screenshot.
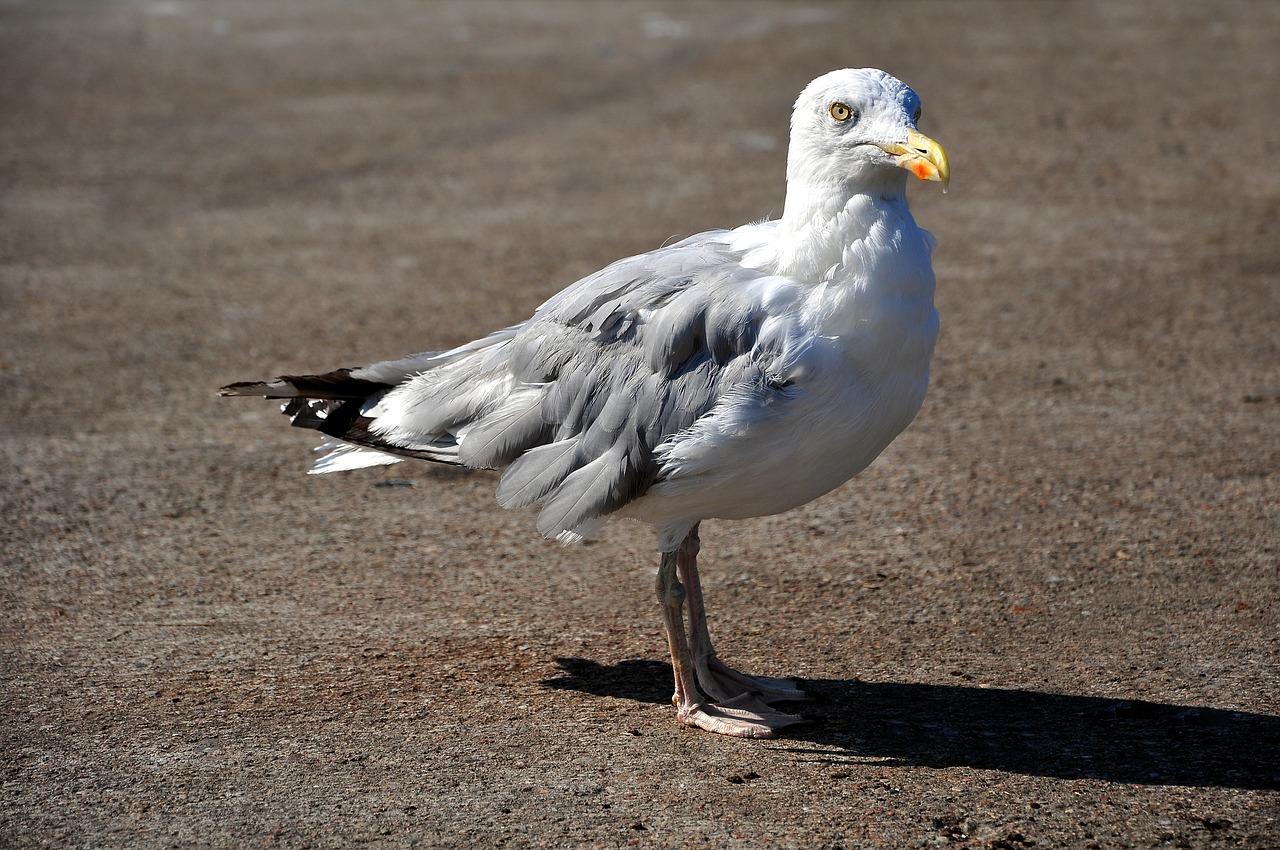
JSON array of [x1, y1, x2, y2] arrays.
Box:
[[223, 68, 949, 737]]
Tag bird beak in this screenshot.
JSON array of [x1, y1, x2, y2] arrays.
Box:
[[879, 129, 950, 191]]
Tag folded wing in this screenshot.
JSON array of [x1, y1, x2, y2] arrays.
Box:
[[221, 228, 804, 542]]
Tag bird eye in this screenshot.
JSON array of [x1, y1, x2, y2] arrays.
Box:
[[829, 102, 856, 123], [913, 106, 922, 123]]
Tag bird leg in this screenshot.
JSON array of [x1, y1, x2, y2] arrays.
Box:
[[656, 547, 701, 722], [656, 525, 805, 738], [677, 524, 807, 706]]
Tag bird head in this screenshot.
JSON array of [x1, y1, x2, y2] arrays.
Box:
[[787, 68, 949, 196]]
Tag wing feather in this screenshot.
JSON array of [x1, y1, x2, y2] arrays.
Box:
[[495, 438, 584, 509], [223, 225, 803, 540], [457, 385, 552, 468]]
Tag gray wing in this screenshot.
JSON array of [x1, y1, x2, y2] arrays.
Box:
[[228, 228, 800, 542]]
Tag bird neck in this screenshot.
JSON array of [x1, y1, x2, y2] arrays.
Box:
[[772, 172, 911, 282]]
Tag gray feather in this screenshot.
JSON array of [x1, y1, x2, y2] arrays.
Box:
[[534, 439, 641, 539], [229, 228, 796, 536], [457, 387, 551, 468], [643, 291, 707, 376], [495, 438, 584, 509]]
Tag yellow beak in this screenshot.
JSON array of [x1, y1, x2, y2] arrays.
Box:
[[879, 129, 950, 191]]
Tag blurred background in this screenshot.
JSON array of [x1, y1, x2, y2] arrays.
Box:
[[2, 2, 1277, 847]]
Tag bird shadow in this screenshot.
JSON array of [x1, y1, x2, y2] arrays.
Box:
[[541, 657, 1280, 790]]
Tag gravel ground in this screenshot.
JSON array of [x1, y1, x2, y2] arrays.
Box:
[[2, 1, 1278, 847]]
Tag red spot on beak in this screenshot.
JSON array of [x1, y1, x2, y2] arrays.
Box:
[[913, 162, 930, 180]]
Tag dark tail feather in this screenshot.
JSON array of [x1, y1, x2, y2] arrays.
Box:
[[281, 396, 371, 439], [220, 367, 394, 439], [222, 364, 472, 467], [219, 368, 390, 401]]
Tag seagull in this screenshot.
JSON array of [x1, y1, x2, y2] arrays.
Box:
[[222, 68, 949, 738]]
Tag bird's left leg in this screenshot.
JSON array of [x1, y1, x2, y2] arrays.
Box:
[[678, 523, 807, 706]]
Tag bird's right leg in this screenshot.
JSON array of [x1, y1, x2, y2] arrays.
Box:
[[678, 525, 806, 706], [656, 547, 701, 723], [656, 530, 796, 738]]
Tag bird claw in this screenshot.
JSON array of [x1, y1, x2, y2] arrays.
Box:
[[677, 695, 806, 739], [696, 655, 807, 705]]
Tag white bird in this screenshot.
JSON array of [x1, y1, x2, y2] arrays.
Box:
[[222, 68, 949, 738]]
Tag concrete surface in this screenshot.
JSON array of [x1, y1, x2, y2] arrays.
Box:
[[2, 1, 1278, 847]]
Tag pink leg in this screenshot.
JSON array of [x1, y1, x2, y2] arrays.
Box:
[[656, 525, 804, 738], [655, 547, 700, 721], [678, 524, 806, 704]]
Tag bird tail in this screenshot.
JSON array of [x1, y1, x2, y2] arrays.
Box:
[[220, 367, 388, 434], [220, 359, 460, 472]]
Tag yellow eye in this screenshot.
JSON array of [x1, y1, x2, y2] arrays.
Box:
[[829, 101, 855, 122]]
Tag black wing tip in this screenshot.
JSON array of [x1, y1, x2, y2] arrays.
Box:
[[219, 380, 276, 397], [218, 370, 393, 400]]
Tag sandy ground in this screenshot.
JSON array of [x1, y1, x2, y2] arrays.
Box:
[[2, 1, 1278, 847]]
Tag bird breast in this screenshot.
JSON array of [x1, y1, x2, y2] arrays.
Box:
[[634, 231, 938, 526]]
